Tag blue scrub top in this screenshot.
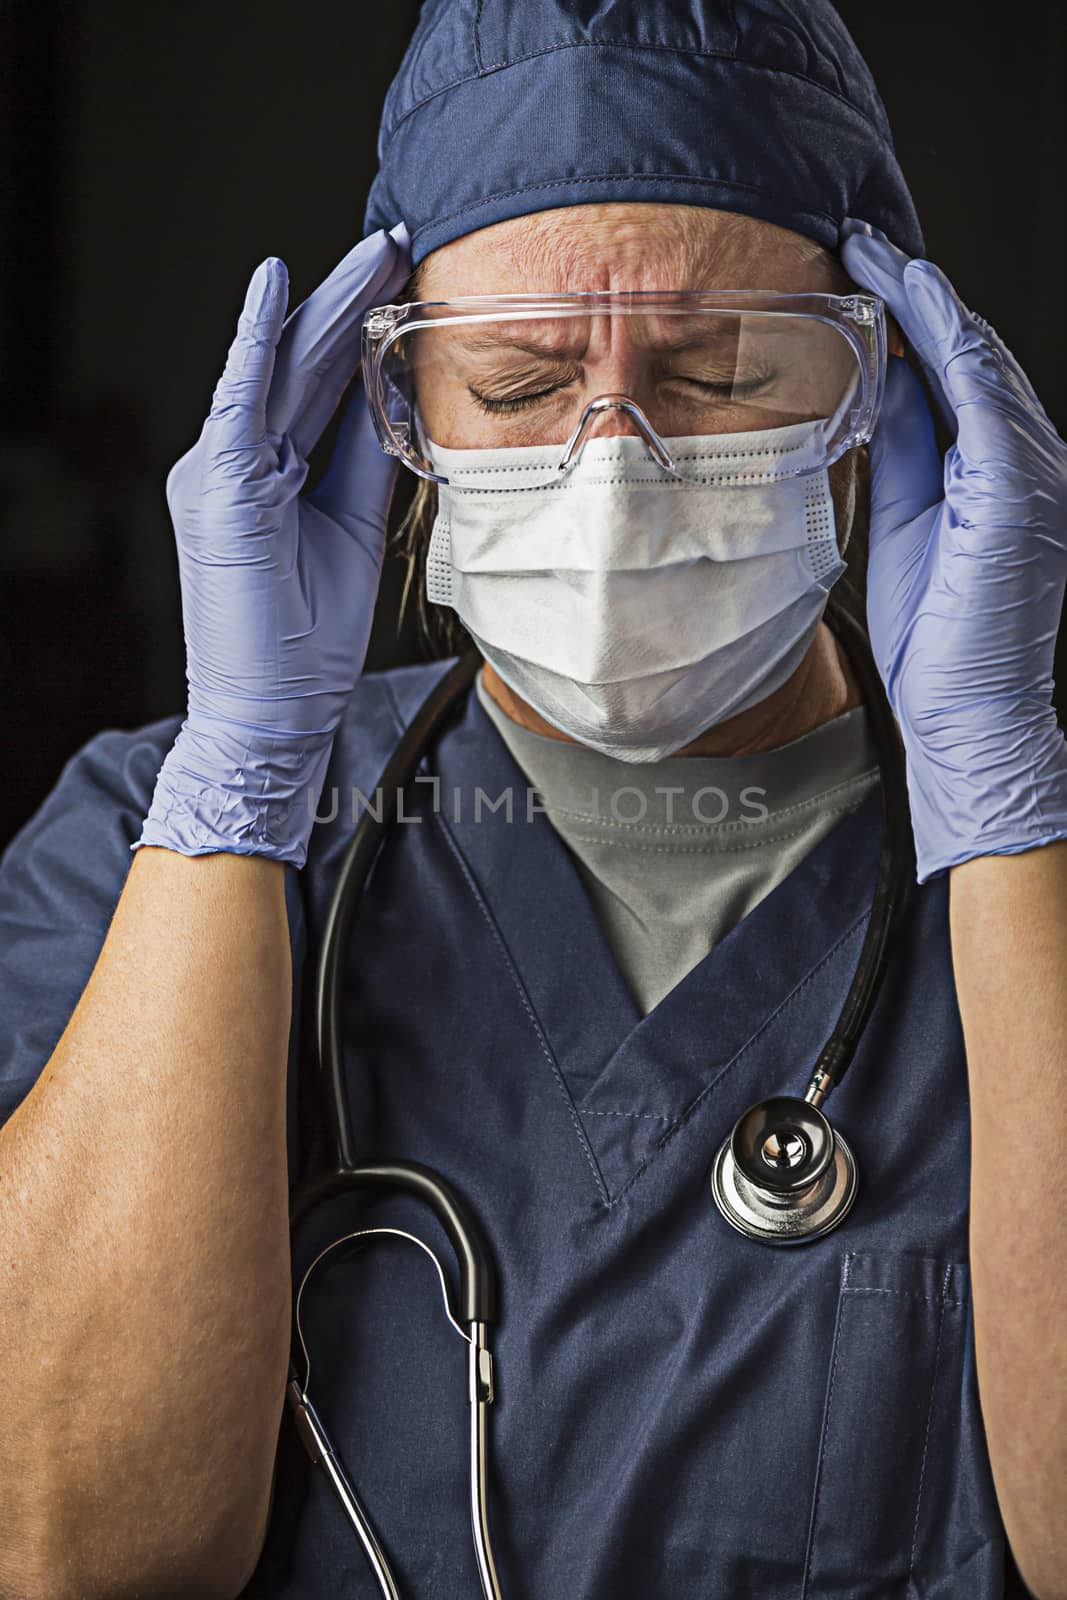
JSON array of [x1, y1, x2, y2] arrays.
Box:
[[0, 660, 1013, 1598]]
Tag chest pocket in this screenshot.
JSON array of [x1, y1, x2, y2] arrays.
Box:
[[801, 1249, 1003, 1600]]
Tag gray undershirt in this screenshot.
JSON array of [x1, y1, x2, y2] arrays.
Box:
[[475, 668, 880, 1015]]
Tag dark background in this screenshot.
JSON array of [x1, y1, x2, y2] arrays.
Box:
[[2, 2, 1065, 848]]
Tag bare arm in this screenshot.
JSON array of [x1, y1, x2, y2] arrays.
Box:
[[0, 223, 410, 1600], [0, 846, 292, 1600], [949, 844, 1067, 1600]]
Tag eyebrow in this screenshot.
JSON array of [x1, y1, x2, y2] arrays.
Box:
[[461, 334, 580, 359]]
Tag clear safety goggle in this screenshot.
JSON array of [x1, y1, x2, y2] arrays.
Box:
[[361, 290, 886, 489]]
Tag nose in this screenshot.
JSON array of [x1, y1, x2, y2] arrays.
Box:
[[557, 394, 675, 473]]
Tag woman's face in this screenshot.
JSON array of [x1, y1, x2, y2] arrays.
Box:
[[408, 202, 870, 452], [408, 201, 884, 551]]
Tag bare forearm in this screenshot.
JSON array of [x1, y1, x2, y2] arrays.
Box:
[[0, 846, 293, 1600], [949, 843, 1067, 1600]]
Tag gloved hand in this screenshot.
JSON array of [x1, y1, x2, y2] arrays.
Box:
[[137, 222, 412, 866], [840, 218, 1067, 883]]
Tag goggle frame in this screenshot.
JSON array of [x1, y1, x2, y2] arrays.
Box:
[[360, 289, 887, 486]]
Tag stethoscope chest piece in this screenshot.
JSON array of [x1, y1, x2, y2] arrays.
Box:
[[711, 1095, 859, 1245]]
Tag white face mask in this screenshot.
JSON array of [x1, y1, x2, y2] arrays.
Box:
[[423, 420, 846, 762]]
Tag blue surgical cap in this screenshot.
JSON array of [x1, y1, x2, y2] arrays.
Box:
[[363, 0, 923, 270]]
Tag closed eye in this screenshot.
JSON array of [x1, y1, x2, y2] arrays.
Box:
[[675, 371, 776, 397], [468, 384, 570, 415], [468, 369, 777, 415]]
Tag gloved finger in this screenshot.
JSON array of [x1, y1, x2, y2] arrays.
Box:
[[306, 375, 400, 558], [266, 222, 412, 457], [967, 305, 1049, 421], [902, 259, 1057, 455], [284, 223, 413, 457], [866, 356, 944, 574], [206, 257, 289, 440], [287, 222, 415, 460], [839, 221, 955, 435], [272, 224, 410, 457]]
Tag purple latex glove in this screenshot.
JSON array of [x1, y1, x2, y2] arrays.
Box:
[[841, 219, 1067, 883], [137, 223, 411, 866]]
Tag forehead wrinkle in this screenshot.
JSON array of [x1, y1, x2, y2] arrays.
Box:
[[500, 219, 729, 294], [418, 205, 850, 298], [503, 221, 601, 291], [500, 211, 821, 291]]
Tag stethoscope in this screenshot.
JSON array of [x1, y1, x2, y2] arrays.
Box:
[[283, 596, 914, 1599]]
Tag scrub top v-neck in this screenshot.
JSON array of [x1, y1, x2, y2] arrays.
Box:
[[473, 665, 881, 1016], [0, 657, 1013, 1599]]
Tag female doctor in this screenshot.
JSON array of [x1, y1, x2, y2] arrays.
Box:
[[0, 2, 1065, 1598]]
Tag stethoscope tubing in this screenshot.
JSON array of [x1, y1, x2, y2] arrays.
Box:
[[312, 652, 481, 1173], [809, 601, 914, 1090]]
